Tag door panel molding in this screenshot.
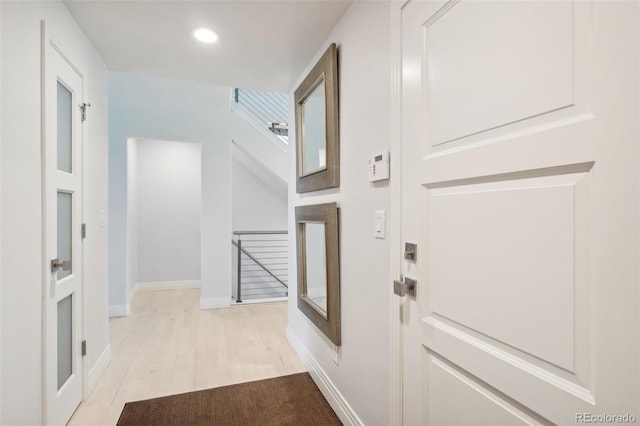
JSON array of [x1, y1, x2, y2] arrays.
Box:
[[422, 1, 593, 152], [426, 312, 589, 390], [424, 316, 596, 412], [423, 161, 594, 190], [426, 172, 591, 373], [424, 349, 551, 426]]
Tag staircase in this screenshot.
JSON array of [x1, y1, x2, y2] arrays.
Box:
[[231, 88, 288, 143], [232, 231, 288, 302], [230, 88, 290, 303]]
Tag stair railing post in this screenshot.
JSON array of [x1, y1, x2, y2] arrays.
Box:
[[236, 237, 243, 303]]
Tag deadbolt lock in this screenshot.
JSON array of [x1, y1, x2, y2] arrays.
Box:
[[404, 242, 417, 261]]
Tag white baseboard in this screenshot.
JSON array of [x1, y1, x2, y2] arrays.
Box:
[[287, 326, 364, 426], [128, 283, 141, 303], [130, 280, 201, 302], [86, 344, 112, 397], [234, 296, 288, 305], [108, 304, 130, 318], [113, 281, 203, 317], [200, 296, 231, 310]]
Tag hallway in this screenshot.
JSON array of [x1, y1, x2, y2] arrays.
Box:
[[69, 290, 305, 425]]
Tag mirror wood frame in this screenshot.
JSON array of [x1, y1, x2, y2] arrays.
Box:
[[295, 43, 339, 193], [295, 203, 341, 346]]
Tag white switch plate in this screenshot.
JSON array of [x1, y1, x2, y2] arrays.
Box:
[[375, 210, 386, 239]]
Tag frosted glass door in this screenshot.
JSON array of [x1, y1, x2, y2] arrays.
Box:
[[45, 36, 84, 425], [57, 192, 72, 279], [57, 82, 72, 173], [57, 295, 73, 390]]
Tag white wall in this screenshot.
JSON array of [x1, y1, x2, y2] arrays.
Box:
[[109, 72, 232, 313], [0, 1, 3, 419], [136, 138, 202, 283], [126, 138, 138, 292], [229, 108, 288, 184], [232, 144, 287, 232], [287, 3, 391, 425], [0, 2, 2, 421], [1, 1, 109, 424]]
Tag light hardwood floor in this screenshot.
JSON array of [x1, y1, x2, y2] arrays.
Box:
[[69, 289, 306, 426]]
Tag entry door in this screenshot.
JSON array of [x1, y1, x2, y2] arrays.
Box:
[[43, 31, 84, 425], [399, 1, 639, 424]]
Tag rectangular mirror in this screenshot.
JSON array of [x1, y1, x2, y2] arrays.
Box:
[[295, 203, 340, 345], [295, 43, 339, 193], [303, 222, 328, 315], [301, 80, 327, 176]]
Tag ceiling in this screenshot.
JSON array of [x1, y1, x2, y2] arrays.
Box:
[[63, 1, 352, 93]]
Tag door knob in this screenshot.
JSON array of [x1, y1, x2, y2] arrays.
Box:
[[51, 258, 71, 273]]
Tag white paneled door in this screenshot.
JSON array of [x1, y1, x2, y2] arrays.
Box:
[[399, 1, 639, 425], [43, 26, 84, 425]]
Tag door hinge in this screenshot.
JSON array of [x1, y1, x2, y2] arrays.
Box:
[[81, 223, 87, 239], [79, 102, 91, 122], [81, 340, 87, 357]]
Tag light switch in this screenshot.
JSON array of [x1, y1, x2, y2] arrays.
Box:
[[374, 210, 386, 239]]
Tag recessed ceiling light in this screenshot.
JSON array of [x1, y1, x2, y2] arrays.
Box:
[[193, 27, 219, 44]]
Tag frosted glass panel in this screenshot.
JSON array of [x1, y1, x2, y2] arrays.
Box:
[[304, 222, 327, 315], [301, 80, 326, 175], [57, 294, 73, 390], [57, 81, 72, 173], [57, 192, 72, 279]]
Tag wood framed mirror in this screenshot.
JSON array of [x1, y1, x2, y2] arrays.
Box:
[[295, 43, 339, 193], [295, 203, 340, 345]]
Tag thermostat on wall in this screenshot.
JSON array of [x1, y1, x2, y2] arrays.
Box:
[[368, 150, 390, 182]]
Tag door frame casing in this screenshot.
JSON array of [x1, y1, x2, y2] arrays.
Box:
[[388, 1, 405, 425], [40, 20, 87, 423], [0, 1, 3, 421]]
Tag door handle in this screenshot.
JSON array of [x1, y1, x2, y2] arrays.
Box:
[[51, 258, 71, 273], [393, 275, 416, 297]]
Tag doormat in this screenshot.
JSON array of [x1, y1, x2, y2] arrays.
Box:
[[116, 372, 342, 425]]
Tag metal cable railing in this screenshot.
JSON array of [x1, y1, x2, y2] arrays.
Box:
[[232, 231, 288, 302], [231, 88, 289, 142]]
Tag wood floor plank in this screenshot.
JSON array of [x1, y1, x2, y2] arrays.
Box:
[[68, 289, 305, 426]]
